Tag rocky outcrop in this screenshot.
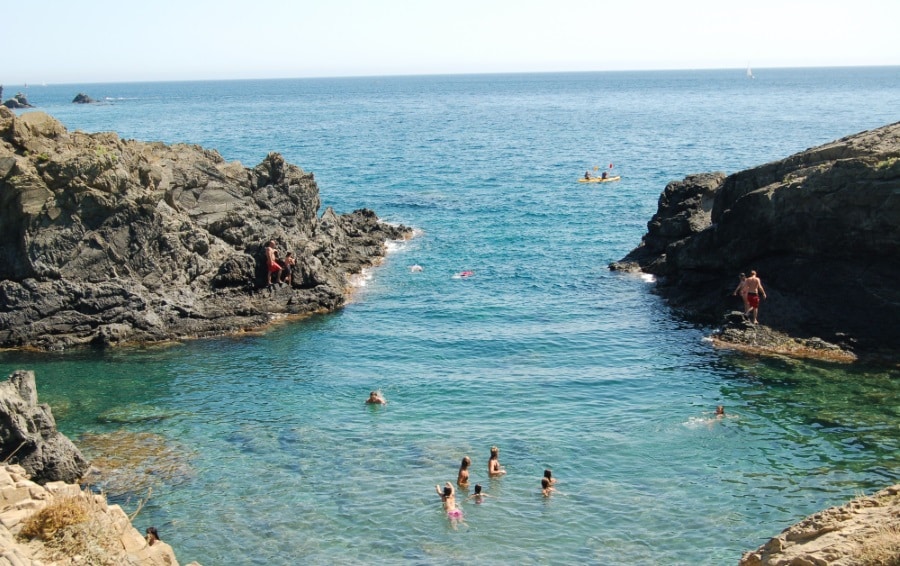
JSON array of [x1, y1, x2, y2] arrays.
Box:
[[0, 463, 198, 565], [712, 312, 856, 363], [0, 107, 411, 350], [0, 371, 90, 484], [1, 93, 32, 109], [71, 93, 96, 104], [611, 122, 900, 355], [740, 485, 900, 566]]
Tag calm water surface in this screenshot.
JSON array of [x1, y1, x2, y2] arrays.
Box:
[[2, 68, 899, 565]]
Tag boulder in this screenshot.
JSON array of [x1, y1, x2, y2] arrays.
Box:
[[0, 109, 412, 350], [72, 93, 96, 104], [611, 122, 900, 354], [0, 371, 90, 484]]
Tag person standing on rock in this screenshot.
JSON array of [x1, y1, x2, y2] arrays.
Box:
[[733, 273, 749, 313], [265, 241, 283, 286], [744, 270, 767, 324]]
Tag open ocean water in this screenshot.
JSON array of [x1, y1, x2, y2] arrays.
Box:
[[2, 67, 899, 565]]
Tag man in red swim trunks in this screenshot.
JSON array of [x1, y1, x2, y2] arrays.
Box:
[[744, 270, 767, 324], [265, 240, 282, 286]]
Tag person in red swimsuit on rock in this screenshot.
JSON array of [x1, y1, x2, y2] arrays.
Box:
[[265, 240, 282, 286], [744, 270, 767, 324]]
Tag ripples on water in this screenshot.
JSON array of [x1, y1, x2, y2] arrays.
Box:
[[1, 68, 899, 565]]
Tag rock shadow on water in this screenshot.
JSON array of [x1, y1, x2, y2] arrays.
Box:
[[78, 430, 196, 498]]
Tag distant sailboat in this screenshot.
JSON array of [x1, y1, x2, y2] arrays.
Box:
[[746, 65, 755, 79]]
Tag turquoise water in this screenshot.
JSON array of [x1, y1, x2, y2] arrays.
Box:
[[2, 68, 899, 565]]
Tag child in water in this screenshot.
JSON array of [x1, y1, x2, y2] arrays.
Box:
[[541, 477, 556, 497], [543, 469, 557, 485], [466, 483, 492, 504]]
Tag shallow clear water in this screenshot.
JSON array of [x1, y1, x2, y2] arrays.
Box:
[[2, 68, 899, 565]]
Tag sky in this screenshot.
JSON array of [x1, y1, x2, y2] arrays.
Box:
[[4, 0, 899, 85]]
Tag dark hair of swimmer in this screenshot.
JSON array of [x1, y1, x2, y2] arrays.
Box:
[[474, 484, 482, 494], [460, 456, 471, 469], [443, 485, 452, 497], [541, 477, 550, 488], [544, 469, 552, 480]]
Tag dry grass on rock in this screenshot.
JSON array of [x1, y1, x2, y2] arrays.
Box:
[[19, 490, 123, 565]]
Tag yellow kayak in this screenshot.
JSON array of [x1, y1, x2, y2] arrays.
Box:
[[577, 175, 621, 183]]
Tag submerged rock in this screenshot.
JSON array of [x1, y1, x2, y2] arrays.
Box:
[[0, 107, 412, 350], [612, 122, 900, 356]]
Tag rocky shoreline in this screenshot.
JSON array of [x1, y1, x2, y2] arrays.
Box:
[[0, 107, 411, 351], [740, 485, 900, 566], [611, 122, 900, 362], [0, 370, 198, 564]]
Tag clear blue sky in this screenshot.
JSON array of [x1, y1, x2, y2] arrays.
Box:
[[4, 0, 899, 84]]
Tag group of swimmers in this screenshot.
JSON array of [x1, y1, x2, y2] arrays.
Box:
[[436, 446, 559, 528]]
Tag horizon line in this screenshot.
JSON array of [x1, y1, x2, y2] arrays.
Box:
[[4, 63, 899, 88]]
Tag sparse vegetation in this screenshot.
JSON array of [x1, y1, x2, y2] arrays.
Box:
[[875, 156, 899, 169], [18, 490, 123, 565], [858, 523, 900, 566]]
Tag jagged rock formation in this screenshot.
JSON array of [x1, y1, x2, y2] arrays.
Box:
[[611, 122, 900, 355], [71, 93, 96, 104], [0, 107, 411, 350], [0, 371, 90, 484], [740, 485, 900, 566]]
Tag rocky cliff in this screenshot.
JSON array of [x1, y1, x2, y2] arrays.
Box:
[[611, 122, 900, 355], [0, 107, 411, 350]]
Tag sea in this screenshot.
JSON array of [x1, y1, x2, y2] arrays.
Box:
[[1, 67, 899, 565]]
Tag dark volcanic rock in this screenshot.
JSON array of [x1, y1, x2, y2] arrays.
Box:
[[611, 122, 900, 354], [0, 370, 90, 484], [0, 107, 412, 350], [72, 93, 97, 104], [2, 92, 32, 109]]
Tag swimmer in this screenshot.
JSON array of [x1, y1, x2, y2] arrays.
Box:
[[436, 482, 465, 527], [541, 477, 556, 497], [466, 483, 493, 504], [454, 270, 474, 279], [145, 526, 160, 546], [457, 456, 471, 488], [543, 469, 557, 485], [365, 391, 387, 405], [488, 446, 506, 477], [715, 405, 725, 418]]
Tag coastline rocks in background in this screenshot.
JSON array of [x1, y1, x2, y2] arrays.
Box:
[[0, 107, 412, 350], [2, 92, 33, 109], [611, 122, 900, 355], [0, 371, 90, 484], [740, 485, 900, 566], [71, 92, 96, 104]]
